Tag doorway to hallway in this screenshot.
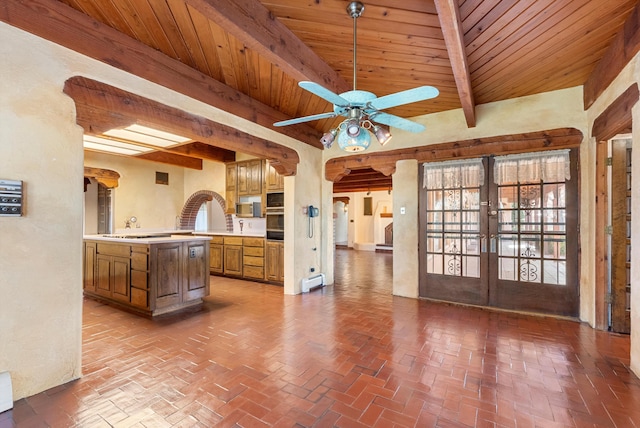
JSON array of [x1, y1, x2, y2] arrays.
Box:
[[333, 248, 393, 296]]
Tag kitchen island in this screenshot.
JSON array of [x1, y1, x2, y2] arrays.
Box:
[[83, 234, 211, 316]]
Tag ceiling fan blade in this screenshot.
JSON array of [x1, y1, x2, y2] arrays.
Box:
[[273, 111, 337, 127], [299, 81, 351, 107], [369, 86, 439, 111], [369, 112, 426, 133]]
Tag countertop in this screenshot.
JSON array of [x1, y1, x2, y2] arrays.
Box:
[[83, 233, 212, 244], [193, 231, 265, 238]]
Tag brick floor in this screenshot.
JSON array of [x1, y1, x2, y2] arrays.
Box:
[[2, 249, 639, 427]]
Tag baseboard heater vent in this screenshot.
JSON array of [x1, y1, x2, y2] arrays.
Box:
[[301, 273, 325, 293], [0, 371, 12, 413]]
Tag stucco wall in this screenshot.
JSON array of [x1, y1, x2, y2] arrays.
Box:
[[0, 25, 84, 400], [83, 151, 227, 231], [84, 151, 186, 230]]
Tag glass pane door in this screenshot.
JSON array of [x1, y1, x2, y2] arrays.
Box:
[[420, 150, 579, 317], [419, 159, 489, 306]]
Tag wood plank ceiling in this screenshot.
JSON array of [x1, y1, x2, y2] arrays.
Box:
[[47, 0, 640, 192]]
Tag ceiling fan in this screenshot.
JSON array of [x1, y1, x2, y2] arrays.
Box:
[[274, 1, 439, 152]]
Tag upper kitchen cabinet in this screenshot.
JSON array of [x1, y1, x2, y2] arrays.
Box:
[[226, 159, 265, 212], [265, 161, 284, 192], [225, 163, 237, 214], [237, 159, 263, 196]]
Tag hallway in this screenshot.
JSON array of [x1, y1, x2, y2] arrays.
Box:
[[2, 249, 639, 427]]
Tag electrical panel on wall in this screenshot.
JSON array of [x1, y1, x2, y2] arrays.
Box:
[[0, 179, 24, 217]]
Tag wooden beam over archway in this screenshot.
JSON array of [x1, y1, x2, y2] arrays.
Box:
[[65, 77, 300, 175]]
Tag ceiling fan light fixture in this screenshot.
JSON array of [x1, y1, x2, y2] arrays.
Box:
[[345, 119, 361, 137], [320, 128, 338, 148], [337, 126, 371, 152], [373, 124, 392, 146]]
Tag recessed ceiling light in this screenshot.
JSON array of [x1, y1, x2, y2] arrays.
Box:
[[83, 135, 153, 155], [103, 124, 190, 148]]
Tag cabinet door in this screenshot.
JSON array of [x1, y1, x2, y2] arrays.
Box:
[[210, 243, 224, 274], [266, 162, 284, 192], [226, 163, 237, 190], [96, 254, 112, 297], [184, 241, 210, 300], [265, 241, 283, 283], [152, 242, 183, 309], [278, 242, 285, 283], [111, 256, 131, 303], [224, 245, 243, 276], [237, 162, 249, 195], [226, 163, 237, 212], [84, 242, 96, 291], [248, 160, 263, 194]]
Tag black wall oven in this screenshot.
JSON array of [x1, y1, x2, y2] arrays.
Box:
[[266, 192, 284, 240]]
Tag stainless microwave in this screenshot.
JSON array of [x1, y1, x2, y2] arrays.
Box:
[[236, 202, 261, 217]]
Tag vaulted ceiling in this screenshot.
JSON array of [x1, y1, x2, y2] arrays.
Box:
[[4, 0, 638, 192]]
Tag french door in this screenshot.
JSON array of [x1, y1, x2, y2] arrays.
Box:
[[419, 149, 579, 317]]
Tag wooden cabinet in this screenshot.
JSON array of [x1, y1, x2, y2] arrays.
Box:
[[208, 235, 267, 282], [151, 242, 183, 309], [83, 241, 96, 292], [237, 159, 262, 196], [94, 242, 131, 302], [265, 161, 284, 192], [266, 241, 284, 284], [223, 236, 243, 277], [227, 160, 264, 209], [130, 246, 148, 309], [209, 236, 224, 274], [84, 238, 210, 316], [226, 163, 237, 214], [183, 240, 210, 301], [243, 237, 265, 280]]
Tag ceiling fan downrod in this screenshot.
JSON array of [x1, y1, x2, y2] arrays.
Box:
[[347, 2, 364, 92]]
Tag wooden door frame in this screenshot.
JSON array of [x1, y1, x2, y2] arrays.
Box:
[[592, 83, 638, 330]]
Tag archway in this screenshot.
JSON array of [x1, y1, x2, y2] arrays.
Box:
[[179, 190, 232, 231]]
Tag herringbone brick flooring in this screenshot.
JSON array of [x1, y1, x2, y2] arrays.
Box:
[[2, 249, 640, 427]]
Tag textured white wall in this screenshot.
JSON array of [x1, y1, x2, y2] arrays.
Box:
[[0, 25, 84, 400]]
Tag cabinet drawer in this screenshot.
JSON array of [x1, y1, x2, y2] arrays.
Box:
[[131, 270, 148, 289], [130, 287, 148, 308], [130, 252, 148, 271], [243, 237, 264, 247], [243, 265, 264, 280], [210, 236, 224, 244], [244, 255, 264, 267], [243, 246, 264, 257], [224, 236, 243, 246], [96, 243, 130, 257]]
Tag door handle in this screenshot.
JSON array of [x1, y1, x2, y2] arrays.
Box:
[[480, 234, 487, 253], [490, 234, 497, 253]]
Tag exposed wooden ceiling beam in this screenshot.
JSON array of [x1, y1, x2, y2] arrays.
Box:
[[0, 0, 321, 148], [584, 2, 640, 109], [64, 76, 300, 175], [434, 0, 476, 127], [184, 0, 351, 96], [592, 83, 638, 141], [169, 142, 236, 163], [134, 151, 203, 170]]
